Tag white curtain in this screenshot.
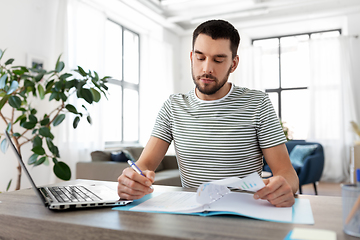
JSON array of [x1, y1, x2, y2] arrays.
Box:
[[54, 0, 106, 182], [308, 36, 360, 182]]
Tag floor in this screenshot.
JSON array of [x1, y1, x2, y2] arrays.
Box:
[[299, 181, 343, 197]]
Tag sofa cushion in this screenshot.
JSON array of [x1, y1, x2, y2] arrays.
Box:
[[289, 144, 318, 167], [111, 150, 135, 162], [91, 151, 111, 162]]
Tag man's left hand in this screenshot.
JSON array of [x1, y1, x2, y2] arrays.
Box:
[[253, 175, 295, 207]]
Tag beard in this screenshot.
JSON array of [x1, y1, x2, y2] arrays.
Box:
[[192, 65, 232, 96]]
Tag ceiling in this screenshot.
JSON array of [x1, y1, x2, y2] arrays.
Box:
[[120, 0, 360, 34]]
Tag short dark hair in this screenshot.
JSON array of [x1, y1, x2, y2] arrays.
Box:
[[192, 19, 240, 59]]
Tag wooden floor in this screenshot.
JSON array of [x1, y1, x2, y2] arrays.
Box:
[[299, 181, 343, 197]]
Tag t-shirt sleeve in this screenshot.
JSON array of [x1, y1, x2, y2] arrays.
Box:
[[151, 97, 173, 144], [257, 94, 287, 149]]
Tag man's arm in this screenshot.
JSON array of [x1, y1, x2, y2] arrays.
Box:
[[117, 136, 170, 200], [254, 143, 299, 207]]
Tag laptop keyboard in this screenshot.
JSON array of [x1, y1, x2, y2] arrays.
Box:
[[48, 186, 102, 203]]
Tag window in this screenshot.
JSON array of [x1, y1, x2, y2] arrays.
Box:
[[252, 30, 340, 139], [103, 19, 140, 146]]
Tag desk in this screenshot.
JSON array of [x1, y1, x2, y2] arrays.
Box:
[[0, 179, 356, 240]]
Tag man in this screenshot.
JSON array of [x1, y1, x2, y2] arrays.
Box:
[[117, 20, 298, 207]]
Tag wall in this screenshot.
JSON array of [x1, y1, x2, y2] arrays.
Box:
[[0, 0, 64, 191]]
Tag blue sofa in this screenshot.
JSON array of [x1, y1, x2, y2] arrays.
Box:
[[263, 140, 325, 195]]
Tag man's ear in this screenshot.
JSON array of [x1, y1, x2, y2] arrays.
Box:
[[230, 55, 240, 73], [190, 51, 193, 62]]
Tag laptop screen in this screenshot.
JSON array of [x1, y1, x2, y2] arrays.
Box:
[[5, 130, 48, 206]]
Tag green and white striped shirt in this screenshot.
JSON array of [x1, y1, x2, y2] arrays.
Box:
[[151, 84, 286, 188]]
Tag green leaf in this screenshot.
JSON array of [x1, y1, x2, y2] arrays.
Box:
[[30, 108, 37, 115], [6, 179, 12, 191], [34, 156, 47, 166], [13, 132, 20, 137], [49, 92, 59, 101], [34, 73, 44, 82], [8, 95, 22, 109], [55, 61, 65, 73], [90, 88, 101, 102], [60, 73, 72, 80], [53, 114, 65, 127], [52, 158, 59, 165], [20, 121, 36, 129], [1, 138, 9, 154], [28, 114, 38, 123], [39, 127, 52, 138], [0, 49, 4, 60], [87, 115, 92, 124], [31, 146, 45, 155], [46, 137, 54, 150], [37, 85, 45, 99], [65, 104, 78, 114], [53, 161, 71, 180], [0, 95, 9, 110], [5, 58, 14, 65], [73, 116, 80, 129], [28, 153, 39, 165], [40, 117, 50, 126], [7, 80, 19, 94], [0, 74, 7, 89], [77, 66, 87, 77], [33, 135, 42, 147], [80, 88, 93, 104], [14, 114, 26, 124]]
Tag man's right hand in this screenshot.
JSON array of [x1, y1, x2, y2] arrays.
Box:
[[117, 167, 155, 200]]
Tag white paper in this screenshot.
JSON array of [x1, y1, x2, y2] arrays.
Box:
[[211, 172, 265, 191], [131, 191, 292, 222], [290, 228, 336, 240]]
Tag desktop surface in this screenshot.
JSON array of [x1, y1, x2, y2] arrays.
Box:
[[0, 179, 356, 240]]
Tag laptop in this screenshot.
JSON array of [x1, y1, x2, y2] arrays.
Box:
[[5, 130, 132, 210]]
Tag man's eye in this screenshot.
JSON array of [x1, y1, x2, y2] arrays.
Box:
[[197, 57, 205, 61], [214, 59, 223, 63]]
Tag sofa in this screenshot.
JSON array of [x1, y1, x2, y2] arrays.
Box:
[[76, 147, 182, 186]]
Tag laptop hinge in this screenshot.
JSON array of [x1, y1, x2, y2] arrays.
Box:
[[39, 187, 52, 207]]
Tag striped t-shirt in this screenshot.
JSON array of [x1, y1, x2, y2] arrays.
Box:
[[151, 84, 286, 188]]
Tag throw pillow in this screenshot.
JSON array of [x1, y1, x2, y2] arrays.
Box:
[[111, 150, 135, 163], [289, 144, 318, 167]]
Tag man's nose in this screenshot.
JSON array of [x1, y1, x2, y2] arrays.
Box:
[[203, 59, 214, 74]]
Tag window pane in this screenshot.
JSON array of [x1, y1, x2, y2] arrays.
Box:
[[123, 30, 139, 84], [103, 84, 122, 142], [280, 35, 310, 88], [105, 21, 123, 80], [267, 92, 279, 117], [123, 88, 139, 142], [253, 38, 279, 89], [281, 89, 310, 140]]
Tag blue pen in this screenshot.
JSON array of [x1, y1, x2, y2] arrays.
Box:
[[127, 160, 145, 176], [127, 160, 153, 189], [356, 169, 360, 187]]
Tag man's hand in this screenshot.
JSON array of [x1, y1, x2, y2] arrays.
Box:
[[117, 167, 155, 200], [253, 175, 295, 207]]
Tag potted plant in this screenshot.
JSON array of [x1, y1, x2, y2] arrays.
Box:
[[0, 49, 109, 191]]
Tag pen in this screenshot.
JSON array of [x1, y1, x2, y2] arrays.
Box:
[[127, 160, 153, 189]]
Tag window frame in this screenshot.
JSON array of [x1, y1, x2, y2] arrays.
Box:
[[252, 29, 341, 120], [105, 19, 141, 148]]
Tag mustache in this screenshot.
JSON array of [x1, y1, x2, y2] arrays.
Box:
[[196, 74, 217, 81]]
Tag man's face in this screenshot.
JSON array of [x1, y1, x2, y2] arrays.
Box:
[[191, 34, 238, 100]]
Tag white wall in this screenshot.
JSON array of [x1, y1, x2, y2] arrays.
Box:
[[0, 0, 65, 191]]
